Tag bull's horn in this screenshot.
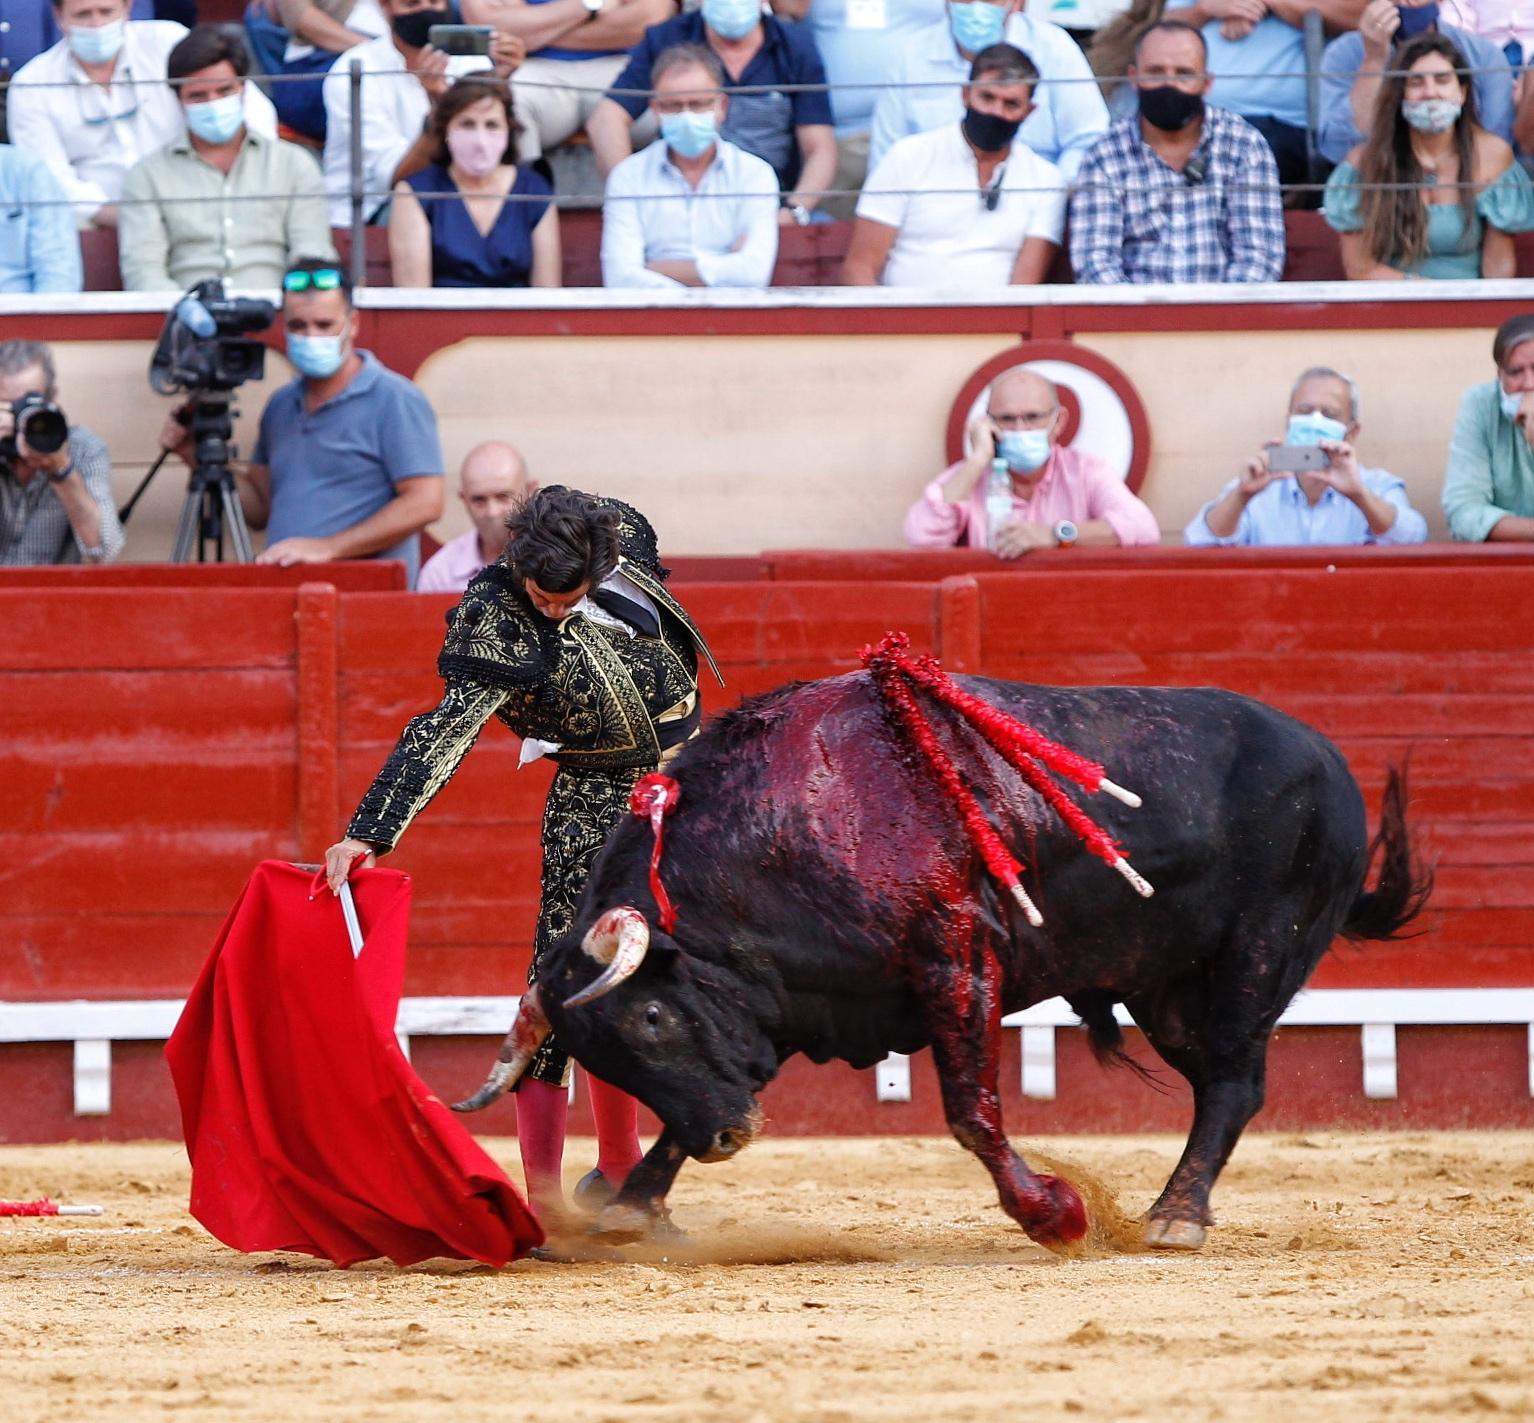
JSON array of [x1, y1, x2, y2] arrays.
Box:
[[451, 986, 551, 1112], [563, 907, 650, 1009]]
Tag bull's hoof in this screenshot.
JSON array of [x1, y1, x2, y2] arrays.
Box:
[[1144, 1218, 1206, 1250], [1025, 1174, 1089, 1249], [592, 1201, 690, 1248]]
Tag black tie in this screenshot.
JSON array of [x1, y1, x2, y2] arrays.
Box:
[[588, 587, 661, 639]]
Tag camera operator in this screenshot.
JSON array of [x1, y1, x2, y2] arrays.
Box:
[[0, 340, 124, 565], [159, 258, 444, 583]]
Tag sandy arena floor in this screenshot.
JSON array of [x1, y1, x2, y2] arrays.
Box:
[[2, 1132, 1533, 1422]]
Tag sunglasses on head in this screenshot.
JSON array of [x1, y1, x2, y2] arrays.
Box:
[[283, 268, 343, 293]]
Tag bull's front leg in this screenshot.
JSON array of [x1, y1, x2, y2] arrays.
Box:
[[591, 1129, 689, 1242], [918, 935, 1087, 1250]]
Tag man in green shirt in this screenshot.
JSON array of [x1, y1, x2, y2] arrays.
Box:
[[118, 25, 335, 291], [1444, 312, 1534, 543]]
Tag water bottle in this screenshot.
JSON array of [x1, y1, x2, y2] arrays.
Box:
[[984, 456, 1013, 553]]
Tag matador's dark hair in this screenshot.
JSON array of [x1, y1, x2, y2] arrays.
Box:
[[504, 486, 621, 594]]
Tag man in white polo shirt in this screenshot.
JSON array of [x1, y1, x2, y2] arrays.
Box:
[[842, 43, 1064, 288]]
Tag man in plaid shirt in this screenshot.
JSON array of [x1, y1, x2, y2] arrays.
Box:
[[1070, 21, 1285, 284], [0, 340, 122, 565]]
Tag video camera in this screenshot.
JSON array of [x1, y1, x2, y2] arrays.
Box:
[[0, 393, 69, 468], [149, 279, 276, 397]]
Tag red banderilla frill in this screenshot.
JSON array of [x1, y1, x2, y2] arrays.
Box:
[[629, 772, 681, 933], [859, 632, 1153, 925]]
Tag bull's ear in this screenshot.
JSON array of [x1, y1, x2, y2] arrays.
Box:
[[646, 928, 683, 960]]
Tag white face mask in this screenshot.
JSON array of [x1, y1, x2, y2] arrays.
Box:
[[445, 126, 507, 178], [1401, 98, 1461, 133]]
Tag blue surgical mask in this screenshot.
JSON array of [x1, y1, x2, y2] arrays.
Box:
[[998, 428, 1051, 472], [1286, 411, 1348, 447], [949, 1, 1007, 54], [184, 92, 245, 145], [68, 18, 127, 65], [287, 332, 346, 380], [702, 0, 762, 41], [1500, 387, 1524, 421], [1396, 1, 1439, 39], [660, 110, 718, 160]]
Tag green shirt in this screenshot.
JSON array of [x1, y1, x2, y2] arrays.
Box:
[[118, 128, 335, 292], [1442, 379, 1534, 541]]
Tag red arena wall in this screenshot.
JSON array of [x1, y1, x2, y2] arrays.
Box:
[[2, 551, 1532, 1143]]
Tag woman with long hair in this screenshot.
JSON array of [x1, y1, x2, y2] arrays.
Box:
[[389, 76, 562, 289], [1323, 32, 1534, 278]]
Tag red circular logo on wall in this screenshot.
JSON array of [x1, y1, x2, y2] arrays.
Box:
[[946, 342, 1151, 494]]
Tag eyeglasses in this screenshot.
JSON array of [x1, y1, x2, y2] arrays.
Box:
[[980, 163, 1007, 213], [283, 268, 343, 293]]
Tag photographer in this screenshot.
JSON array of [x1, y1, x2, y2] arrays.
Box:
[[159, 259, 445, 583], [0, 340, 124, 566]]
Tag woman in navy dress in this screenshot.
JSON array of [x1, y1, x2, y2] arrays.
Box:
[[390, 77, 562, 289]]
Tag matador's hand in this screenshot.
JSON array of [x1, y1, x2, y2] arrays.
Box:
[[324, 837, 377, 894]]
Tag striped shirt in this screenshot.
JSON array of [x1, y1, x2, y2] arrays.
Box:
[[0, 427, 124, 565]]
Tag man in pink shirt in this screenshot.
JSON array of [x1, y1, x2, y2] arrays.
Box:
[[903, 367, 1161, 557], [417, 441, 536, 593]]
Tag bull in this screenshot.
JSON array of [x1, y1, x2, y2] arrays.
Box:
[[456, 670, 1429, 1251]]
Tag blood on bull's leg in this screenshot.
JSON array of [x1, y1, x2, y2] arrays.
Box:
[[918, 930, 1087, 1250], [591, 1129, 690, 1242]]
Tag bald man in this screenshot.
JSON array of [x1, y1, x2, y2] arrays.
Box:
[[903, 368, 1160, 557], [417, 442, 536, 593]]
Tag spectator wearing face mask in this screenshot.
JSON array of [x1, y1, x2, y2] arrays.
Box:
[[1319, 0, 1514, 164], [904, 367, 1161, 556], [868, 0, 1108, 180], [8, 0, 279, 228], [1070, 21, 1285, 283], [600, 45, 780, 288], [844, 44, 1065, 288], [1185, 366, 1428, 546], [586, 0, 836, 219], [118, 26, 335, 291], [390, 76, 561, 288], [1443, 312, 1534, 542], [1323, 33, 1534, 278]]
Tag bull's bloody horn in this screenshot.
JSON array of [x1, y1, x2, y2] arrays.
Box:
[[563, 907, 650, 1008], [451, 986, 551, 1113]]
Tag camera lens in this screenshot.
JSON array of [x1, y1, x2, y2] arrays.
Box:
[[20, 405, 68, 455]]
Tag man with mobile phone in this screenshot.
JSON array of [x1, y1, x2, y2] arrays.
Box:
[[1184, 365, 1429, 546]]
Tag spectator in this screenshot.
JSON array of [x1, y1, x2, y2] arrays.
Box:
[[2, 0, 154, 140], [868, 0, 1109, 179], [805, 0, 947, 219], [1323, 34, 1534, 278], [321, 0, 524, 226], [1443, 311, 1534, 540], [844, 43, 1066, 287], [1185, 366, 1429, 545], [1441, 0, 1534, 68], [0, 145, 83, 292], [1070, 21, 1286, 282], [160, 259, 445, 583], [1320, 0, 1513, 164], [904, 366, 1160, 553], [460, 0, 676, 162], [601, 45, 780, 288], [0, 339, 124, 565], [9, 0, 278, 228], [417, 439, 535, 591], [119, 26, 336, 291], [244, 0, 387, 142], [391, 77, 559, 286], [586, 1, 836, 219]]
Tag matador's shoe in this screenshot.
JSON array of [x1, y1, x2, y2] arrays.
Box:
[[572, 1167, 617, 1214]]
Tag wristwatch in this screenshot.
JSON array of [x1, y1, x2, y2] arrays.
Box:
[[46, 459, 76, 485], [1052, 519, 1078, 548], [582, 0, 603, 20], [781, 197, 812, 225]]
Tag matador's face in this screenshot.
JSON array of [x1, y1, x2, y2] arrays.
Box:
[[523, 577, 592, 620]]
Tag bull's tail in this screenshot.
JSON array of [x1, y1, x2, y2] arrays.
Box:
[[1341, 764, 1433, 943], [1066, 990, 1170, 1094]]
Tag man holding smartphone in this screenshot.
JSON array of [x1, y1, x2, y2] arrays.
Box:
[[1184, 366, 1430, 547]]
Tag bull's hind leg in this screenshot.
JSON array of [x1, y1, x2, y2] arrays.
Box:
[[918, 933, 1087, 1249]]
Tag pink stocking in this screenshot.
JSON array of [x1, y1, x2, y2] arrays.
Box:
[[515, 1079, 568, 1211], [586, 1074, 642, 1189]]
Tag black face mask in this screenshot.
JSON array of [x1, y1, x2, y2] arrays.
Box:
[[1138, 84, 1205, 132], [961, 106, 1022, 154], [391, 6, 450, 49]]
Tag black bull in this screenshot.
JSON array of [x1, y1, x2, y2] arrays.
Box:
[[456, 673, 1430, 1250]]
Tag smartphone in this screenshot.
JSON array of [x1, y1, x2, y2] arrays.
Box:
[[1268, 444, 1330, 473], [427, 23, 493, 55]]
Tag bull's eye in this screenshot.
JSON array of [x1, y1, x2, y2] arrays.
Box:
[[644, 1003, 663, 1027]]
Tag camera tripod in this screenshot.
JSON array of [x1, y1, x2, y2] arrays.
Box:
[[168, 397, 254, 564]]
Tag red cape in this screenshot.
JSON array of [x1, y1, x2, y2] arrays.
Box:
[[165, 860, 542, 1268]]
